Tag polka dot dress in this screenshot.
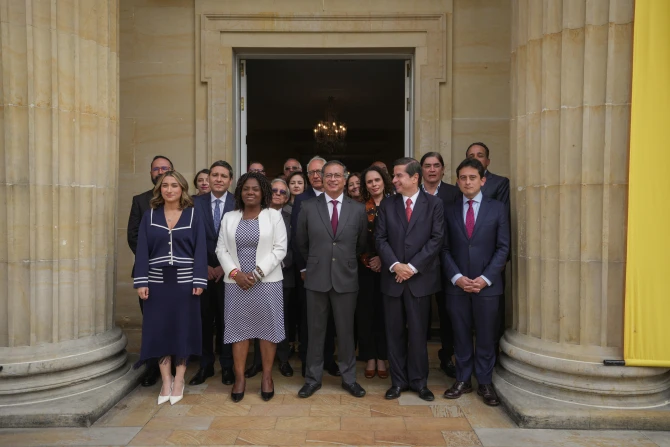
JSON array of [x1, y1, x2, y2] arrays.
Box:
[[223, 218, 285, 344]]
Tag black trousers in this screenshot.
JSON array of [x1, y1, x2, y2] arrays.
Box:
[[356, 267, 387, 361], [252, 287, 292, 366], [435, 290, 454, 364], [199, 278, 233, 369], [297, 277, 335, 366], [383, 288, 431, 390]]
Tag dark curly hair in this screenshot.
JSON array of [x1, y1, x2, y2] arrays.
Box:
[[361, 165, 395, 202], [234, 171, 273, 211]]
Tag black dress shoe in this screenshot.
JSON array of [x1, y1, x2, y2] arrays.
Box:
[[141, 365, 160, 387], [298, 383, 322, 398], [279, 361, 294, 377], [188, 365, 215, 386], [231, 390, 245, 403], [221, 367, 235, 385], [444, 381, 473, 399], [417, 387, 435, 402], [301, 363, 306, 378], [244, 363, 262, 378], [478, 384, 500, 406], [326, 361, 341, 377], [385, 385, 409, 400], [261, 380, 275, 401], [342, 382, 366, 398], [440, 360, 457, 379]]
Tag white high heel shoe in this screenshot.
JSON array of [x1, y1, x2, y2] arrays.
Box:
[[170, 380, 184, 405], [157, 378, 173, 405]]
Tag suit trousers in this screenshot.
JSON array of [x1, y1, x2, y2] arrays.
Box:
[[435, 290, 454, 363], [305, 289, 357, 385], [298, 278, 335, 366], [447, 293, 499, 384], [200, 278, 233, 369], [383, 288, 431, 390], [356, 267, 387, 361], [252, 286, 293, 366]]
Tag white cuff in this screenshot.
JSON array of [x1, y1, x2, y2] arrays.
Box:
[[300, 269, 306, 273], [389, 262, 399, 273], [408, 263, 418, 274], [451, 273, 463, 285], [480, 275, 492, 286]]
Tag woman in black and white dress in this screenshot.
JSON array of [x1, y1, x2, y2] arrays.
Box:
[[215, 172, 287, 402]]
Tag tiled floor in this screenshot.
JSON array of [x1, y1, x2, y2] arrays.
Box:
[[1, 345, 668, 447]]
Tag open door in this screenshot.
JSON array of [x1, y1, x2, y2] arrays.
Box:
[[404, 59, 413, 157]]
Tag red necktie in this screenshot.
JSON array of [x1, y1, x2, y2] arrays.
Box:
[[405, 198, 413, 222], [331, 200, 339, 234], [466, 199, 475, 238]]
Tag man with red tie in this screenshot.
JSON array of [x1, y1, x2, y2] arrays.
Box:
[[375, 157, 445, 401], [441, 158, 510, 406]]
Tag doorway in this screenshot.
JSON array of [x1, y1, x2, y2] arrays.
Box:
[[239, 58, 412, 177]]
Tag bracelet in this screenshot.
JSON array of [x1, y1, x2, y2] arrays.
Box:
[[255, 266, 265, 278], [230, 269, 240, 279]]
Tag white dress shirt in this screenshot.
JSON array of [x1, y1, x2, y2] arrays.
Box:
[[390, 189, 421, 274], [451, 191, 491, 287], [314, 189, 324, 197], [324, 192, 343, 219], [211, 191, 229, 219]]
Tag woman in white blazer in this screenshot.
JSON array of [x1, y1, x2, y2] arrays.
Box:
[[215, 172, 287, 403]]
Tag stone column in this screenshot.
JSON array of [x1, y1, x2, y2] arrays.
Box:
[[496, 0, 670, 429], [0, 0, 141, 427]]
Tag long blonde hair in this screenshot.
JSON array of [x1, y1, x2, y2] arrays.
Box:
[[150, 170, 194, 210]]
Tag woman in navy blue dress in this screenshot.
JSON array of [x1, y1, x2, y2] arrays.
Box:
[[134, 170, 207, 405]]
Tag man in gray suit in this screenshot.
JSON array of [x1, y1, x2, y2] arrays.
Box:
[[296, 160, 368, 398]]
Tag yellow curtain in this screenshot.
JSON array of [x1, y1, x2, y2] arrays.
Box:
[[624, 0, 670, 367]]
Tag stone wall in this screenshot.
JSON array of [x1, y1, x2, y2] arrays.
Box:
[[116, 0, 511, 343]]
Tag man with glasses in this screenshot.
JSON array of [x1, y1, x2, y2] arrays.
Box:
[[296, 160, 368, 398], [248, 161, 266, 176], [127, 154, 173, 387], [283, 158, 302, 175], [291, 155, 340, 378]]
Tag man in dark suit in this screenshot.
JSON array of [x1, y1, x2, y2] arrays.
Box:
[[375, 157, 445, 402], [127, 154, 173, 387], [466, 142, 511, 356], [420, 151, 461, 379], [291, 155, 339, 378], [189, 160, 236, 386], [296, 160, 368, 399], [442, 158, 510, 406]]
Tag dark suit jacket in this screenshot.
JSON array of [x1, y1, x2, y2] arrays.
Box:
[[482, 171, 510, 210], [435, 181, 461, 206], [193, 192, 235, 267], [127, 189, 153, 276], [296, 194, 367, 294], [375, 190, 445, 298], [291, 188, 317, 271], [281, 209, 295, 288], [441, 196, 510, 297]]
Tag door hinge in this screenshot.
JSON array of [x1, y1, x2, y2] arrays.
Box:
[[241, 97, 245, 111], [406, 97, 410, 111], [406, 61, 411, 77]]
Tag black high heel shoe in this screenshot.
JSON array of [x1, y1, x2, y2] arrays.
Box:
[[261, 379, 274, 402], [231, 381, 246, 403]]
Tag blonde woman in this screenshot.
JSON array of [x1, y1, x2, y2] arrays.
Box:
[[134, 170, 207, 406]]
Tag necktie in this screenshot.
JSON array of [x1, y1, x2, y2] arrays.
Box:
[[214, 199, 222, 234], [405, 198, 413, 222], [330, 200, 339, 235], [466, 199, 475, 238]]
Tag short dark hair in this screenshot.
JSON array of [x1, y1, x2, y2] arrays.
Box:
[[393, 157, 422, 183], [209, 160, 234, 178], [466, 142, 490, 159], [193, 169, 210, 189], [456, 158, 485, 178], [419, 151, 444, 167], [234, 172, 272, 211], [248, 160, 264, 169], [322, 160, 347, 176], [151, 155, 173, 169]]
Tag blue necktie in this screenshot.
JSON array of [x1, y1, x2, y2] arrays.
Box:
[[214, 199, 222, 234]]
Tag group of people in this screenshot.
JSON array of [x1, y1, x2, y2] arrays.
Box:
[[127, 142, 510, 407]]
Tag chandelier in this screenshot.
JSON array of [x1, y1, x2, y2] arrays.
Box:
[[314, 97, 347, 150]]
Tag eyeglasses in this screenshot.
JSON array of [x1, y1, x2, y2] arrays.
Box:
[[152, 166, 171, 173], [284, 166, 301, 172], [306, 170, 322, 177], [249, 168, 265, 174], [324, 173, 344, 180], [272, 188, 288, 196]]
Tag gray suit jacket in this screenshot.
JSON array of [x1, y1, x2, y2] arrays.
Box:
[[296, 193, 367, 293]]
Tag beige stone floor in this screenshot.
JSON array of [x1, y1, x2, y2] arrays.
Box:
[[1, 344, 668, 447]]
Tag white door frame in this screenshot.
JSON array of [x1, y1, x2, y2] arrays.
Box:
[[233, 52, 415, 176]]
